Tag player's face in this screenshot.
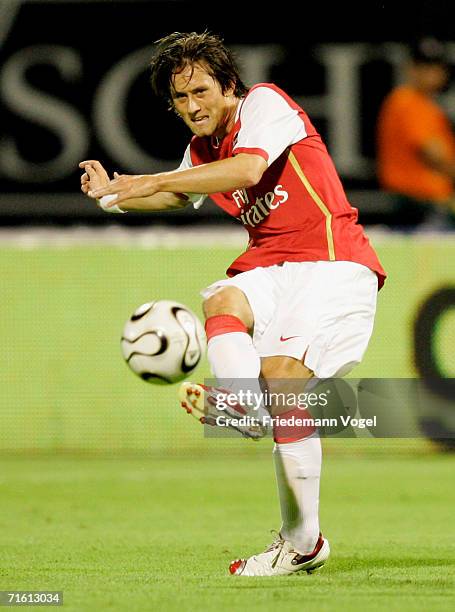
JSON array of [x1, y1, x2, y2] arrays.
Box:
[[171, 63, 236, 138]]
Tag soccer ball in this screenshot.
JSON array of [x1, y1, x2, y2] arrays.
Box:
[[121, 300, 206, 384]]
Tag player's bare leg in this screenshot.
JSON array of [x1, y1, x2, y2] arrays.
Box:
[[261, 355, 314, 416], [229, 355, 329, 576], [203, 286, 254, 329]]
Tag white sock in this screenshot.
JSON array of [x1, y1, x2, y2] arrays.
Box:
[[208, 332, 260, 379], [273, 435, 321, 554], [207, 332, 269, 419]]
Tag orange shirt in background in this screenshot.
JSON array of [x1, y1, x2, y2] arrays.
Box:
[[377, 85, 455, 202]]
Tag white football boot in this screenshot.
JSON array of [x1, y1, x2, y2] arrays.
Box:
[[229, 532, 330, 576], [179, 382, 268, 440]]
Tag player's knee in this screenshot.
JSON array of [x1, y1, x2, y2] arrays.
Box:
[[203, 287, 253, 329], [261, 357, 314, 416]]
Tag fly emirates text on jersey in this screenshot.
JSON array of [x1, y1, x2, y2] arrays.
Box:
[[232, 185, 289, 227]]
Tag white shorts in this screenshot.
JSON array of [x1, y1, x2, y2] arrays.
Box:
[[201, 261, 378, 378]]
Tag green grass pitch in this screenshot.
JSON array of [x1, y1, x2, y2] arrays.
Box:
[[1, 452, 454, 611]]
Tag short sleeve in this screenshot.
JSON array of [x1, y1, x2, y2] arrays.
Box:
[[233, 87, 307, 166], [177, 145, 207, 209]]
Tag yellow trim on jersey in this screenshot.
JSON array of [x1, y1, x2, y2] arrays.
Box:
[[288, 150, 335, 261]]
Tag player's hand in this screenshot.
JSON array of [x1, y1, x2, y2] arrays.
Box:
[[79, 160, 111, 195], [88, 174, 159, 206]]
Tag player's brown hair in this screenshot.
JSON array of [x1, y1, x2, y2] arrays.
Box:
[[150, 31, 248, 108]]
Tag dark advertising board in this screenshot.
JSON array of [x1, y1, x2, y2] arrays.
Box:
[[0, 1, 453, 221]]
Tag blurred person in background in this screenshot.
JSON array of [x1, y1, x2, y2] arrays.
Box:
[[377, 37, 455, 230]]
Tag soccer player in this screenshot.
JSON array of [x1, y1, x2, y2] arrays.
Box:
[[80, 31, 386, 576]]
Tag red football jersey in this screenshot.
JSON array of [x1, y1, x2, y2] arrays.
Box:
[[181, 83, 386, 288]]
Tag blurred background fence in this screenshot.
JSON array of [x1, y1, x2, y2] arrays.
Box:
[[0, 1, 454, 226]]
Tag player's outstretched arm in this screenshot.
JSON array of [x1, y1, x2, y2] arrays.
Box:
[[79, 160, 189, 212], [87, 154, 268, 208]]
